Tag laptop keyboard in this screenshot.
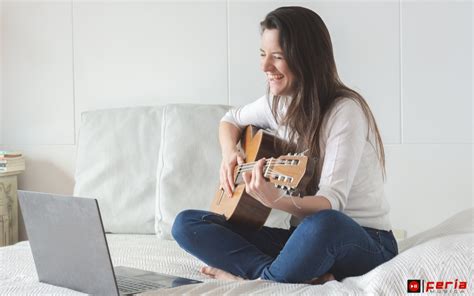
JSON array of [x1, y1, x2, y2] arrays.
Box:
[[116, 275, 166, 294]]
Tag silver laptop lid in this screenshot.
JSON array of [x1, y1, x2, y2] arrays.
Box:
[[18, 190, 119, 296]]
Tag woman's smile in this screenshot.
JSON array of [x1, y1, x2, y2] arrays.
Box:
[[260, 29, 295, 96]]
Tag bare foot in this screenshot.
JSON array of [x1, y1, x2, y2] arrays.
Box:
[[200, 266, 244, 281], [306, 273, 336, 285]]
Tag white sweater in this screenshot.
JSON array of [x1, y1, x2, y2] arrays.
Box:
[[221, 95, 392, 231]]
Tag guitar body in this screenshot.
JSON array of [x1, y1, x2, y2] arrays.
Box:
[[210, 125, 288, 230]]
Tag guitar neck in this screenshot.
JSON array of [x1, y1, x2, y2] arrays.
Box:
[[229, 152, 308, 194], [233, 158, 297, 186], [233, 160, 268, 182]]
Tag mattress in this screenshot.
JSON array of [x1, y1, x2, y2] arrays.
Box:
[[0, 208, 472, 295]]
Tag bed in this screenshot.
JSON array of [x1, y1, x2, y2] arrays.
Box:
[[0, 207, 472, 295]]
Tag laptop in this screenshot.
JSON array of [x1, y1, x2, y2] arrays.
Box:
[[18, 190, 202, 295]]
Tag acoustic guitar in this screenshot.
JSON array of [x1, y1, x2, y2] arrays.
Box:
[[210, 125, 315, 230]]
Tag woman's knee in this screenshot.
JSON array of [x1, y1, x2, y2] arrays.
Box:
[[171, 209, 200, 242], [299, 209, 350, 238], [302, 209, 344, 224]]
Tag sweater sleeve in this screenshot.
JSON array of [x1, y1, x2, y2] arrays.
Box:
[[316, 99, 369, 211], [220, 95, 277, 130]]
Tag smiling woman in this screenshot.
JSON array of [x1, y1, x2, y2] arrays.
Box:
[[260, 30, 295, 97], [172, 6, 397, 284]]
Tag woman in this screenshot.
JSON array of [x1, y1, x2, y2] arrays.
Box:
[[172, 6, 398, 284]]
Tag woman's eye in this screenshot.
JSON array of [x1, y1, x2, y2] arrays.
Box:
[[274, 55, 283, 60]]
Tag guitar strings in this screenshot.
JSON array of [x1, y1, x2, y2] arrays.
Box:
[[233, 160, 297, 193], [237, 159, 297, 171], [235, 159, 294, 179], [237, 158, 294, 169], [290, 195, 302, 209], [239, 158, 293, 166], [252, 192, 271, 208], [238, 163, 295, 171], [248, 187, 303, 209], [231, 158, 305, 206], [236, 168, 292, 179]]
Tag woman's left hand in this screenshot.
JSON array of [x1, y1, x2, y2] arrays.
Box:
[[241, 158, 284, 208]]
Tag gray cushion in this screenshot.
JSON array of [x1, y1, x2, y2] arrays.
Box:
[[74, 106, 162, 233]]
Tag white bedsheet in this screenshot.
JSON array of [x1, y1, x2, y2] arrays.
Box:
[[0, 208, 472, 295]]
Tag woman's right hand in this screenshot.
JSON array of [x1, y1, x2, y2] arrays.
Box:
[[220, 148, 246, 198]]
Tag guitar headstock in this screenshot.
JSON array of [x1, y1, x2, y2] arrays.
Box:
[[264, 153, 309, 196]]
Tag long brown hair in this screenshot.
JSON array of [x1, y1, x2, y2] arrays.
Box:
[[260, 6, 386, 192]]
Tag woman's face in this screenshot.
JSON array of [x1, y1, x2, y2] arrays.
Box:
[[260, 29, 295, 96]]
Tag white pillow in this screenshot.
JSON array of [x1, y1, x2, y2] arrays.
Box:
[[155, 104, 291, 240], [74, 106, 162, 233], [397, 207, 474, 252]]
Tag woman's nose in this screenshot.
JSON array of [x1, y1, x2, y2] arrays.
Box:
[[261, 56, 273, 72]]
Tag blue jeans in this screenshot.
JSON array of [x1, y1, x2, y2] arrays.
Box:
[[172, 209, 398, 283]]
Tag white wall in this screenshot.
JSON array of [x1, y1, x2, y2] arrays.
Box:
[[395, 0, 472, 237], [472, 1, 474, 209], [0, 1, 3, 147], [1, 0, 472, 237]]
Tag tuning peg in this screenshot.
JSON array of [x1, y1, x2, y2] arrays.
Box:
[[298, 149, 310, 156]]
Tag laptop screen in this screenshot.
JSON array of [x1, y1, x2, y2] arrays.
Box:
[[18, 191, 119, 295]]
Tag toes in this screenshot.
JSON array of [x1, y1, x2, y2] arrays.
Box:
[[199, 266, 244, 281], [306, 273, 336, 285], [200, 266, 216, 278]]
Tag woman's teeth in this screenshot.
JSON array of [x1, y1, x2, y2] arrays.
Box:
[[268, 74, 284, 81]]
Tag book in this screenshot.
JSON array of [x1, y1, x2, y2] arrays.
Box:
[[0, 163, 25, 172], [0, 151, 25, 173], [0, 163, 25, 168], [0, 158, 25, 165], [0, 151, 22, 158]]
